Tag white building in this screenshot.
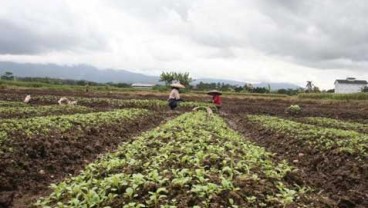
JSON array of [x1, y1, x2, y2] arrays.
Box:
[[334, 77, 367, 94], [131, 83, 155, 88]]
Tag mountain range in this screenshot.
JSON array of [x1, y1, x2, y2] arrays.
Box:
[[0, 62, 301, 90]]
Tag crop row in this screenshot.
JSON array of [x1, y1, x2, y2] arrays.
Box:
[[78, 98, 215, 109], [299, 117, 368, 134], [0, 105, 93, 119], [247, 115, 368, 158], [0, 109, 150, 150], [0, 100, 27, 107], [29, 95, 216, 110], [36, 111, 316, 208]]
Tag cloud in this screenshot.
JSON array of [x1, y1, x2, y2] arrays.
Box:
[[0, 0, 107, 55], [249, 0, 368, 69], [0, 0, 368, 89]]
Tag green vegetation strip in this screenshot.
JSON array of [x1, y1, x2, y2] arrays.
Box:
[[0, 105, 93, 118], [79, 98, 214, 109], [298, 92, 368, 100], [34, 96, 216, 110], [248, 115, 368, 157], [0, 109, 149, 147], [0, 100, 27, 107], [37, 112, 312, 208], [300, 117, 368, 134]]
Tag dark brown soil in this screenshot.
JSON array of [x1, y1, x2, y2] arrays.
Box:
[[221, 97, 368, 121], [224, 114, 368, 208], [0, 107, 100, 120], [1, 89, 368, 208], [0, 112, 173, 208]]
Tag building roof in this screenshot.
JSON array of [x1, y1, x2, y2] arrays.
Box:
[[335, 79, 367, 85], [131, 83, 155, 87]]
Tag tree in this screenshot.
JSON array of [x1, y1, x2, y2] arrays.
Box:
[[234, 86, 244, 92], [1, 72, 14, 80], [253, 87, 269, 93], [243, 83, 253, 92], [313, 86, 321, 93], [362, 86, 368, 92], [159, 72, 192, 86], [305, 81, 313, 93]]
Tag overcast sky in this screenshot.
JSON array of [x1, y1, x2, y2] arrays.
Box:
[[1, 0, 368, 89]]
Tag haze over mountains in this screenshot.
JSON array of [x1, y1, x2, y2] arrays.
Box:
[[0, 62, 300, 90]]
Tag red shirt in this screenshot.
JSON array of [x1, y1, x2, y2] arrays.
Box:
[[213, 95, 221, 105]]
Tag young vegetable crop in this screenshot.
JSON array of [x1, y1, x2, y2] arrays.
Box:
[[29, 95, 216, 110], [0, 109, 149, 149], [0, 105, 93, 119], [248, 115, 368, 158], [36, 112, 316, 208], [300, 117, 368, 134], [79, 98, 215, 109], [0, 100, 28, 107]]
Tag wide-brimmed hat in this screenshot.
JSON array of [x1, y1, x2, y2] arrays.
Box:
[[170, 83, 185, 89], [207, 90, 222, 95]]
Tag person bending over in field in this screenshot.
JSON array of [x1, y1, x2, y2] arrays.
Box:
[[207, 90, 222, 109], [168, 82, 185, 110], [58, 97, 78, 105], [23, 95, 31, 104]]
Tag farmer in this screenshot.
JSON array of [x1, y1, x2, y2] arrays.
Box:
[[168, 82, 185, 110], [58, 97, 78, 105], [207, 90, 222, 109], [23, 95, 31, 104]]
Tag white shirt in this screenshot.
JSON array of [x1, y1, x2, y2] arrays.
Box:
[[168, 88, 180, 100]]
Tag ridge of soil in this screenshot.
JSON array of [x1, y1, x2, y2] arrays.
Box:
[[224, 114, 368, 208], [222, 98, 368, 121], [0, 112, 174, 208]]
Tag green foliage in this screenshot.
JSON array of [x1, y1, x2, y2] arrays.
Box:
[[152, 85, 169, 92], [1, 71, 15, 80], [0, 101, 27, 107], [0, 105, 93, 119], [301, 117, 368, 134], [286, 105, 302, 115], [159, 72, 192, 86], [195, 82, 239, 92], [0, 79, 136, 92], [0, 109, 149, 149], [362, 86, 368, 93], [298, 92, 368, 100], [248, 115, 368, 157], [30, 96, 216, 111], [277, 88, 301, 96], [252, 87, 270, 93], [36, 112, 309, 207]]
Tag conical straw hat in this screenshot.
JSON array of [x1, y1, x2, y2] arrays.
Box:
[[207, 90, 222, 95], [170, 82, 185, 88]]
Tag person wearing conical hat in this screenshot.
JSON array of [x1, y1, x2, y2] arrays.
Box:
[[207, 90, 222, 109], [168, 81, 185, 110]]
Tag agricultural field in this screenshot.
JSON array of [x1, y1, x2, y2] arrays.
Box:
[[0, 88, 367, 208]]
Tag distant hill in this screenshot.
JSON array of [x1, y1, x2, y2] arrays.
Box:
[[0, 62, 159, 84], [254, 82, 301, 90], [0, 62, 301, 89], [193, 78, 245, 86]]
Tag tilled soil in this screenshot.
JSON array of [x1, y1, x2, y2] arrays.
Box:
[[224, 114, 368, 208], [0, 107, 99, 120], [0, 112, 173, 208], [1, 89, 368, 207], [221, 97, 368, 121]]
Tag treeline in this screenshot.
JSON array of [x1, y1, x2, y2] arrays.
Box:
[[12, 77, 132, 88], [195, 81, 302, 95]]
